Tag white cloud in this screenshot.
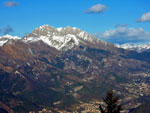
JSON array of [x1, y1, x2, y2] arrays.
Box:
[[94, 27, 150, 44], [137, 12, 150, 22], [85, 4, 107, 14], [4, 1, 18, 7]]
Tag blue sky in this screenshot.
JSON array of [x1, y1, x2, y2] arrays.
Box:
[[0, 0, 150, 44]]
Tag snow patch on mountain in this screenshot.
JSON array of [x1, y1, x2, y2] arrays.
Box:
[[40, 34, 79, 50], [0, 40, 8, 46]]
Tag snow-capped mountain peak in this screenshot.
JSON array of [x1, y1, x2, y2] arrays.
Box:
[[23, 25, 101, 50], [0, 35, 20, 46]]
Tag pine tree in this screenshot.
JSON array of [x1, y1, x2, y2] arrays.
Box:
[[99, 88, 122, 113]]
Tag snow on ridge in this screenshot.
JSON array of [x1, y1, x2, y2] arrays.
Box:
[[23, 37, 40, 43], [0, 34, 21, 46], [57, 27, 63, 32], [116, 43, 150, 52], [0, 34, 20, 40]]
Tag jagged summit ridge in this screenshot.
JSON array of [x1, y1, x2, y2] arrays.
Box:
[[23, 25, 101, 50]]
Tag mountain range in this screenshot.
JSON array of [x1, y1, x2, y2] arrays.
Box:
[[1, 26, 150, 53], [0, 25, 150, 112], [116, 43, 150, 53]]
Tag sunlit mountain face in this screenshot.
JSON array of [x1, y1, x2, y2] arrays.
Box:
[[0, 0, 150, 112]]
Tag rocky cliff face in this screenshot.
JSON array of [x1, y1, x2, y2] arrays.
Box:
[[0, 25, 150, 112]]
